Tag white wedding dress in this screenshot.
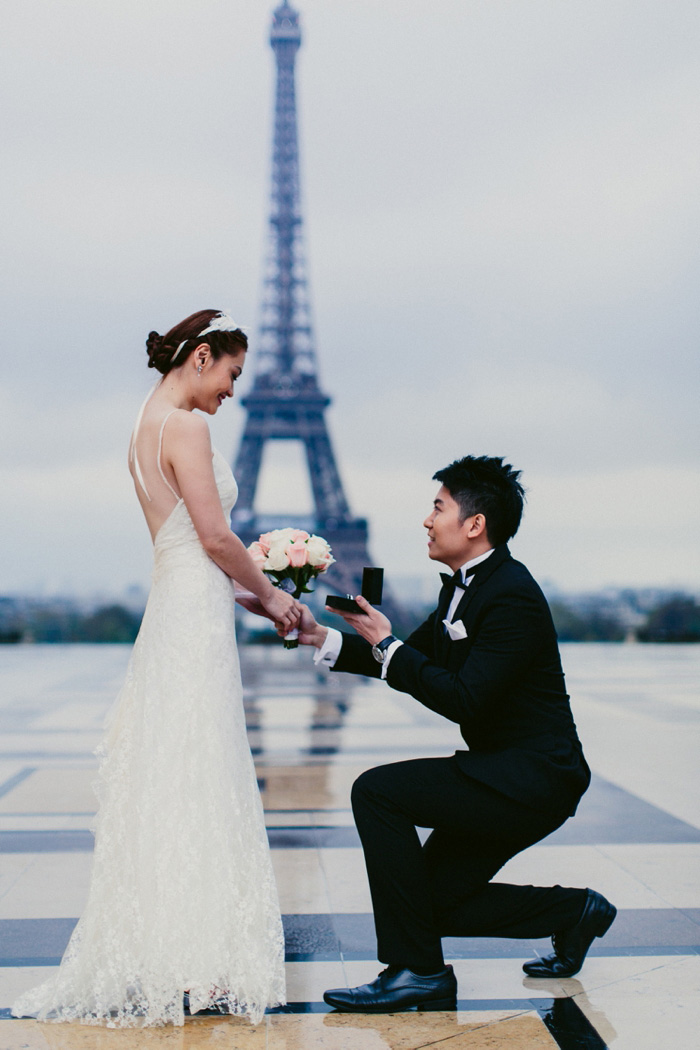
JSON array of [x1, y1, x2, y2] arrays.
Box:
[[13, 411, 285, 1027]]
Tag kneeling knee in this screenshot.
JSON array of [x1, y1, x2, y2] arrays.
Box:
[[351, 768, 375, 806], [351, 766, 388, 811]]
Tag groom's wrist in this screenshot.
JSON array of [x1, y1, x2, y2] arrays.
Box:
[[311, 625, 329, 648]]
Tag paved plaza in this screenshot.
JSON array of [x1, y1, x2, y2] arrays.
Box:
[[0, 640, 699, 1048]]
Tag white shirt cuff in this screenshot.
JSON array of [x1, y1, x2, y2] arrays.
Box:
[[380, 639, 403, 679], [313, 626, 343, 668]]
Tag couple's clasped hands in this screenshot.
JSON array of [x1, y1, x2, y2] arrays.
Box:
[[280, 594, 393, 648], [238, 589, 392, 646], [237, 589, 301, 632]]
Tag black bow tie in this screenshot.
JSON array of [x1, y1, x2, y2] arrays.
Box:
[[440, 564, 481, 591]]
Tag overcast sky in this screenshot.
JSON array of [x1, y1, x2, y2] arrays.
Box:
[[1, 0, 699, 600]]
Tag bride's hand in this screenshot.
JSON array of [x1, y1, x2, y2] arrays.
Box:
[[235, 595, 270, 619], [262, 589, 300, 631]]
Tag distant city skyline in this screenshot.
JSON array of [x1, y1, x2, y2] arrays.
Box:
[[1, 0, 698, 598]]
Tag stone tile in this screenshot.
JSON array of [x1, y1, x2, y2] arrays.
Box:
[[2, 643, 699, 1050], [0, 853, 33, 905], [0, 766, 35, 800], [271, 849, 330, 914], [563, 644, 700, 831], [318, 727, 458, 751], [342, 696, 416, 727], [498, 844, 673, 909], [32, 703, 106, 733], [316, 844, 369, 911], [281, 915, 339, 958], [0, 831, 94, 854], [601, 906, 700, 948], [319, 848, 372, 914], [267, 1010, 557, 1048], [2, 1016, 267, 1048], [269, 828, 359, 849], [257, 765, 363, 811], [0, 817, 93, 832], [572, 957, 700, 1050], [596, 843, 700, 908], [579, 952, 700, 997], [252, 695, 324, 728], [0, 770, 96, 815], [265, 811, 314, 827], [451, 959, 568, 1002], [1, 917, 347, 966], [523, 953, 700, 998], [0, 917, 78, 964], [332, 915, 377, 957], [577, 994, 698, 1050], [0, 734, 100, 761], [543, 776, 700, 845], [310, 810, 355, 828], [0, 854, 92, 919], [283, 961, 346, 1002], [0, 965, 58, 1010]]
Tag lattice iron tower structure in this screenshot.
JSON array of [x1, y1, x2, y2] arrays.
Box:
[[231, 1, 375, 598]]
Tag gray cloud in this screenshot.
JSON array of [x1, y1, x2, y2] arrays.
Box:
[[1, 0, 698, 596]]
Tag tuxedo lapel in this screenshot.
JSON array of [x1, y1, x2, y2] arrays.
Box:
[[450, 545, 511, 625], [434, 579, 454, 655], [436, 578, 454, 620], [433, 546, 512, 657]]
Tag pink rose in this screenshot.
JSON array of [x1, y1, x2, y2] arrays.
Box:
[[257, 532, 274, 554], [289, 529, 310, 543], [248, 541, 267, 568], [287, 539, 309, 568]]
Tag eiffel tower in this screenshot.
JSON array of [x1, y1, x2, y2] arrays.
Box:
[[231, 1, 375, 598]]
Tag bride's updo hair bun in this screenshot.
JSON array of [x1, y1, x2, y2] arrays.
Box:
[[145, 331, 175, 375], [144, 310, 248, 376]]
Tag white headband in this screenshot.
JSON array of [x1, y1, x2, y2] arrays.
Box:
[[169, 313, 246, 364], [197, 312, 245, 338]]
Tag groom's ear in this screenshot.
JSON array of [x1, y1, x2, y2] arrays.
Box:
[[464, 513, 487, 539]]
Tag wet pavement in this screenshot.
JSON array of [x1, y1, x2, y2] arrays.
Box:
[[1, 641, 699, 1048]]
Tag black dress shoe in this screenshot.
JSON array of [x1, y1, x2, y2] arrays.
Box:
[[323, 965, 457, 1013], [523, 889, 617, 978]]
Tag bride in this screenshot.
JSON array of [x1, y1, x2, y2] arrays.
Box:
[[12, 309, 300, 1027]]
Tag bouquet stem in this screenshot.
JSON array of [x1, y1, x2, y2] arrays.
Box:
[[283, 627, 300, 649]]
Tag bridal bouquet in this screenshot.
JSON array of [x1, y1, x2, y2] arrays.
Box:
[[248, 529, 335, 647]]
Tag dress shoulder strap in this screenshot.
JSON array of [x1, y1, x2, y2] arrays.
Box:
[[129, 386, 157, 502], [157, 411, 180, 501]]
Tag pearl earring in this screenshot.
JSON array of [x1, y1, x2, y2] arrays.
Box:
[[197, 364, 203, 375]]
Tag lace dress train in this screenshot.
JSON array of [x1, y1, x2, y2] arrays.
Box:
[[12, 445, 285, 1026]]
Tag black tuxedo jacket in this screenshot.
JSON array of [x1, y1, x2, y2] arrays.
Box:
[[333, 545, 590, 815]]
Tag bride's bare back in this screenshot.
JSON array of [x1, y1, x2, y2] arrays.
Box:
[[129, 397, 185, 542]]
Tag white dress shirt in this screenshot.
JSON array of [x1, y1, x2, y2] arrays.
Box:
[[314, 548, 494, 678]]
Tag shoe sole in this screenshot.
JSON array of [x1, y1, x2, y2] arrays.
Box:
[[417, 996, 458, 1011], [522, 900, 617, 978], [323, 995, 457, 1014]]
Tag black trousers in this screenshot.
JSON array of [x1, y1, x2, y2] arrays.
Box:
[[351, 756, 588, 973]]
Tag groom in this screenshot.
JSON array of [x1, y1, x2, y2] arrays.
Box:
[[296, 455, 616, 1012]]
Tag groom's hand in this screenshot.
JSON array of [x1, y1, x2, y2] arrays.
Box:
[[327, 594, 392, 645], [276, 603, 328, 648]]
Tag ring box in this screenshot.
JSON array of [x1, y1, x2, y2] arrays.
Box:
[[326, 567, 383, 615]]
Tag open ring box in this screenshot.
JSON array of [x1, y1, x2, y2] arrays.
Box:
[[325, 567, 383, 616]]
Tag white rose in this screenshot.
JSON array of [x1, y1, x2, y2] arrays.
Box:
[[272, 527, 295, 543], [306, 534, 334, 568], [265, 544, 290, 571]]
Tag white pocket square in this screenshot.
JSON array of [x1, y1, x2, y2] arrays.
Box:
[[443, 618, 467, 641]]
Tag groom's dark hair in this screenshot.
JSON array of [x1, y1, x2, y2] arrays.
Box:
[[433, 456, 525, 546]]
